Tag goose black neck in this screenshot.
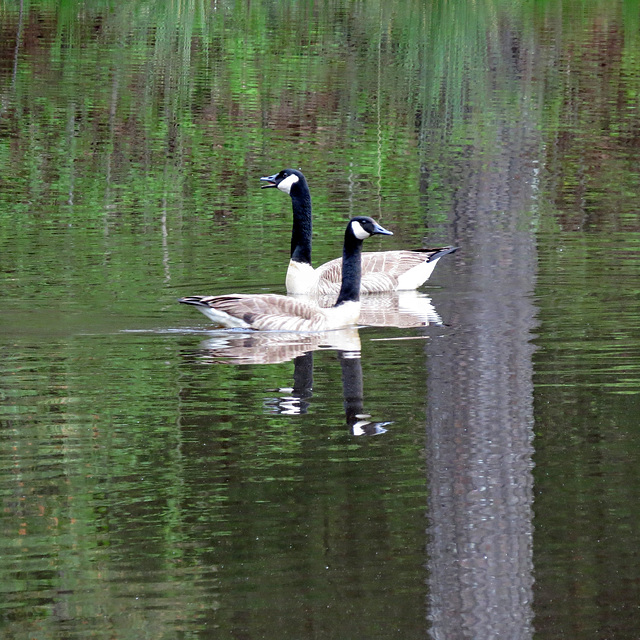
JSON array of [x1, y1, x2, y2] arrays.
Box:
[[290, 189, 312, 264], [334, 231, 363, 306]]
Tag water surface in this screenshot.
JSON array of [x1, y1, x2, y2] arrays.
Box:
[[2, 1, 640, 639]]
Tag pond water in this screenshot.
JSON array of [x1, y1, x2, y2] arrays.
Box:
[[2, 1, 640, 638]]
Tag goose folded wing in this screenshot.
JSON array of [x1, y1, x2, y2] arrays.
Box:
[[315, 249, 456, 295], [314, 251, 426, 294], [206, 294, 326, 332]]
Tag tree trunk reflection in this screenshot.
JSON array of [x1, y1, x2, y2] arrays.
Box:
[[424, 114, 539, 638]]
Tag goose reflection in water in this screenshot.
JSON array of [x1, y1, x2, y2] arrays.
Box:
[[319, 289, 442, 329], [337, 349, 392, 436], [265, 349, 392, 436], [191, 327, 392, 436]]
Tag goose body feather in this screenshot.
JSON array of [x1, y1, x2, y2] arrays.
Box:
[[180, 294, 360, 332], [311, 248, 456, 296]]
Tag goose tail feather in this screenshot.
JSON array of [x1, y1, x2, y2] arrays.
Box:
[[425, 246, 459, 263]]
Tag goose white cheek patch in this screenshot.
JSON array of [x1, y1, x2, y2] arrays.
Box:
[[351, 220, 370, 240], [277, 173, 299, 194]]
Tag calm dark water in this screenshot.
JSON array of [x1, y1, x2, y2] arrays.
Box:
[[2, 1, 640, 639]]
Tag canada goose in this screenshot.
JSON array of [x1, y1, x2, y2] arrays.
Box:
[[179, 216, 393, 331], [260, 168, 458, 296]]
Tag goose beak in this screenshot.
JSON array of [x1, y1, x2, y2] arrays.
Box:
[[372, 222, 393, 236], [260, 173, 278, 188]]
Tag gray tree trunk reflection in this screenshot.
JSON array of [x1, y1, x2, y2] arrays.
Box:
[[424, 123, 539, 639]]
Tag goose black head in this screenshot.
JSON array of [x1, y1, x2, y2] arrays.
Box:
[[348, 216, 394, 240], [260, 168, 307, 196]]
